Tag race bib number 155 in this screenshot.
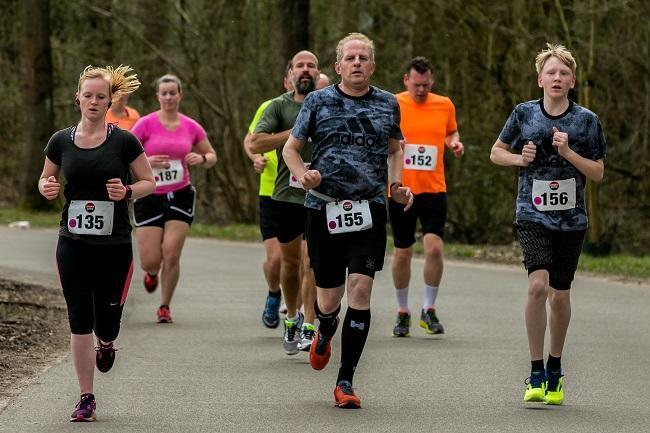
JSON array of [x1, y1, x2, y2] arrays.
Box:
[[325, 200, 373, 234]]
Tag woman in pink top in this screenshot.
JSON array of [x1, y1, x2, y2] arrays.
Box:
[[131, 74, 217, 323]]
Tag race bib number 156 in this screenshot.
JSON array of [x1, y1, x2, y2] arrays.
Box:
[[531, 178, 576, 211]]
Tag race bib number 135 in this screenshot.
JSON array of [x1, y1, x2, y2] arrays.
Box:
[[68, 200, 114, 235]]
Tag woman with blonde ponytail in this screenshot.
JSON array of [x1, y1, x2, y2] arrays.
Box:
[[37, 65, 155, 422]]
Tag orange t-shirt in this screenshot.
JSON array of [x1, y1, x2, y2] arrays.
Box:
[[106, 106, 141, 131], [396, 91, 457, 194]]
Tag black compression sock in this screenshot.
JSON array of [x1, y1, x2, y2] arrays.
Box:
[[336, 307, 371, 385], [315, 301, 340, 338]]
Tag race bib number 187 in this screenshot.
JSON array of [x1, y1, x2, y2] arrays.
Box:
[[154, 159, 184, 187], [325, 200, 373, 234]]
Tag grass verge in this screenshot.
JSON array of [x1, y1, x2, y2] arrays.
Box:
[[1, 207, 648, 281]]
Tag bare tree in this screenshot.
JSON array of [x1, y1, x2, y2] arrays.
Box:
[[20, 0, 54, 210]]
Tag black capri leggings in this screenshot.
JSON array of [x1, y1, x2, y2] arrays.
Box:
[[55, 236, 134, 341]]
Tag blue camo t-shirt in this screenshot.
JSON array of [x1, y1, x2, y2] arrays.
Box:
[[499, 99, 606, 231], [292, 85, 403, 210]]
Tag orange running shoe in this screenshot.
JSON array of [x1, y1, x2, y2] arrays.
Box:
[[334, 381, 361, 409], [309, 329, 332, 370]]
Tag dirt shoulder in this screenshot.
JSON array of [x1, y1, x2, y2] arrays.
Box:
[[0, 278, 68, 412]]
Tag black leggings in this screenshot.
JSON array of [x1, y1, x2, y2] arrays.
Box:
[[56, 236, 133, 341]]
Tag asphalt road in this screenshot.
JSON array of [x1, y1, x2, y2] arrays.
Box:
[[0, 227, 648, 433]]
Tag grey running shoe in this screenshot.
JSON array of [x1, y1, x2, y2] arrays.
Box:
[[419, 308, 444, 335], [298, 323, 315, 351], [392, 311, 411, 337], [282, 311, 304, 355]]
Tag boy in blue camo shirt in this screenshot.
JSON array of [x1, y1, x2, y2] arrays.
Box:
[[490, 43, 606, 405]]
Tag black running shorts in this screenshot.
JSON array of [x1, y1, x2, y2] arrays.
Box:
[[514, 220, 586, 290], [259, 195, 281, 241], [56, 236, 133, 340], [273, 200, 307, 244], [133, 184, 196, 228], [306, 201, 387, 288], [389, 192, 447, 248]]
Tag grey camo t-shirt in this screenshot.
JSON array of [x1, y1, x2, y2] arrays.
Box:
[[292, 85, 403, 210], [499, 99, 606, 231]]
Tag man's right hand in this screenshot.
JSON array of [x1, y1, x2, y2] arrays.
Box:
[[253, 155, 268, 174], [301, 169, 322, 190]]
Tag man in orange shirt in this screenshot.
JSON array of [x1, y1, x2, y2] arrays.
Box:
[[106, 93, 140, 130], [389, 56, 463, 337]]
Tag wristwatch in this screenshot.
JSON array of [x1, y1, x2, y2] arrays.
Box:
[[389, 181, 402, 192], [125, 185, 133, 200]]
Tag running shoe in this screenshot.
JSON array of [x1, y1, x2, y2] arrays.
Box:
[[70, 393, 96, 422], [282, 312, 303, 355], [334, 380, 361, 409], [262, 293, 281, 328], [419, 308, 445, 335], [143, 273, 158, 293], [298, 323, 316, 351], [95, 340, 116, 373], [309, 328, 334, 370], [544, 369, 564, 405], [157, 305, 172, 323], [392, 311, 411, 337], [524, 371, 546, 402]]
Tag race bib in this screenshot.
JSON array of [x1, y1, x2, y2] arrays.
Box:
[[404, 144, 437, 171], [531, 178, 576, 211], [325, 200, 372, 234], [154, 159, 184, 187], [289, 162, 311, 188], [68, 200, 114, 235]]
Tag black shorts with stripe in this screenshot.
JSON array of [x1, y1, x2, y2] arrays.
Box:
[[133, 184, 196, 228]]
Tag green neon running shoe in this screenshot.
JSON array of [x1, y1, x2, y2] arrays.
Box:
[[544, 370, 564, 405], [524, 371, 546, 402]]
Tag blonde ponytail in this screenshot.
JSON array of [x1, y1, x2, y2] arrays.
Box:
[[78, 65, 141, 100]]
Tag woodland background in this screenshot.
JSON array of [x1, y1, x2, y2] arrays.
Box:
[[0, 0, 647, 253]]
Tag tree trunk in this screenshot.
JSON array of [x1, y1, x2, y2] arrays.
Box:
[[20, 0, 54, 210], [277, 0, 310, 76]]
